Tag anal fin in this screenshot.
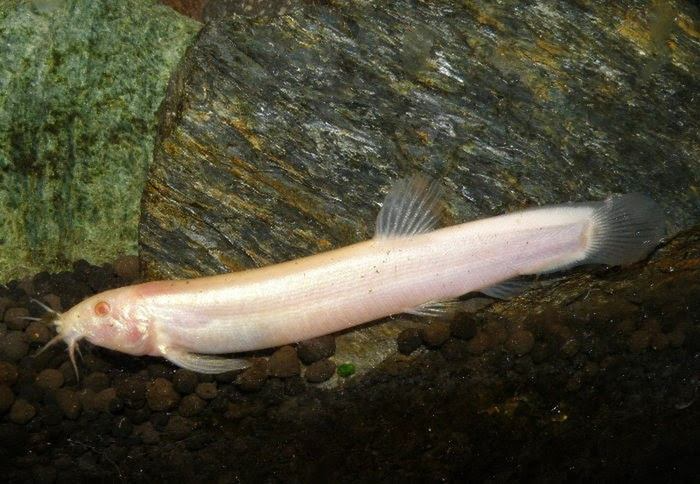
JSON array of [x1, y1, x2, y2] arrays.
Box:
[[407, 299, 462, 317], [163, 347, 250, 374], [480, 277, 532, 300]]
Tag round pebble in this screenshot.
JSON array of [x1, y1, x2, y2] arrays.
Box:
[[9, 399, 36, 424], [41, 294, 62, 313], [108, 396, 125, 414], [148, 363, 173, 380], [560, 338, 580, 358], [629, 330, 650, 353], [115, 377, 147, 407], [164, 416, 194, 441], [269, 346, 300, 378], [173, 369, 198, 394], [147, 378, 180, 411], [651, 332, 669, 351], [24, 321, 51, 344], [484, 320, 508, 345], [450, 317, 477, 340], [4, 307, 30, 331], [0, 385, 15, 414], [505, 330, 535, 356], [135, 422, 160, 445], [54, 389, 81, 420], [284, 375, 305, 396], [0, 331, 29, 361], [420, 322, 451, 348], [668, 328, 686, 347], [125, 406, 151, 425], [466, 331, 491, 355], [17, 278, 34, 297], [58, 361, 78, 387], [297, 335, 336, 364], [0, 361, 19, 386], [35, 368, 64, 391], [113, 255, 140, 281], [237, 360, 268, 392], [95, 388, 118, 412], [78, 389, 100, 412], [83, 372, 110, 392], [195, 382, 218, 400], [0, 297, 12, 319], [179, 394, 206, 417], [440, 339, 471, 361], [397, 328, 422, 355], [304, 359, 335, 383], [112, 415, 133, 438]]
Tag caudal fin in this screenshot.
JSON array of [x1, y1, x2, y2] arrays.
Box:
[[584, 193, 666, 266]]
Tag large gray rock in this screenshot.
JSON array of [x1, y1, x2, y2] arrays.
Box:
[[141, 0, 699, 281]]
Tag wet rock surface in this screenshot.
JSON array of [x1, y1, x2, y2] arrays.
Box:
[[141, 0, 699, 283], [0, 226, 697, 481]]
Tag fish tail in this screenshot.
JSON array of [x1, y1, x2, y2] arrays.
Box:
[[584, 193, 666, 266]]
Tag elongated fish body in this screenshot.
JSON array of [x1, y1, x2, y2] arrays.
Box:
[[142, 207, 595, 354], [47, 176, 665, 374]]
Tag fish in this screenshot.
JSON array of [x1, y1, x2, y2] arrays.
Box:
[[38, 175, 665, 375]]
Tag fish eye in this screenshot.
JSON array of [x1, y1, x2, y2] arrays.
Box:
[[94, 301, 111, 316]]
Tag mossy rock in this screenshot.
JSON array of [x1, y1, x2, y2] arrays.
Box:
[[0, 0, 199, 281]]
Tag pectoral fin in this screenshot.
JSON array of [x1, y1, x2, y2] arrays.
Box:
[[162, 347, 250, 374]]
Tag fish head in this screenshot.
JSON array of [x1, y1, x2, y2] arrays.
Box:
[[39, 286, 153, 377]]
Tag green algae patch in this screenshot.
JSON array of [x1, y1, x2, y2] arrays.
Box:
[[337, 363, 356, 378], [0, 0, 199, 281]]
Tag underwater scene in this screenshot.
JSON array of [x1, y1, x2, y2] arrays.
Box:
[[0, 0, 699, 482]]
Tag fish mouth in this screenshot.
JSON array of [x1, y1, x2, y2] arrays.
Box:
[[30, 298, 84, 380]]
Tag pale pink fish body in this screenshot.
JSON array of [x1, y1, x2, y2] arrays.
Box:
[[46, 176, 665, 374]]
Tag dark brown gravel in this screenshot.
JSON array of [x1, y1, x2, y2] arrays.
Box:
[[163, 416, 194, 441], [450, 316, 478, 340], [505, 330, 535, 356], [0, 361, 19, 386], [304, 359, 335, 383], [146, 378, 180, 412], [115, 377, 147, 407], [113, 255, 140, 280], [24, 321, 50, 344], [53, 388, 81, 420], [4, 307, 30, 330], [35, 369, 64, 391], [9, 399, 35, 424], [0, 331, 29, 361], [173, 369, 198, 394], [83, 372, 110, 392], [237, 359, 269, 392], [419, 322, 451, 348], [0, 384, 14, 413], [178, 394, 206, 417], [268, 346, 300, 378], [0, 229, 696, 482], [195, 382, 217, 400], [296, 335, 336, 364], [397, 328, 422, 355], [439, 339, 471, 361]]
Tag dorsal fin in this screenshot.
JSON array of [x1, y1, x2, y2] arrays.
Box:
[[375, 175, 443, 239]]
